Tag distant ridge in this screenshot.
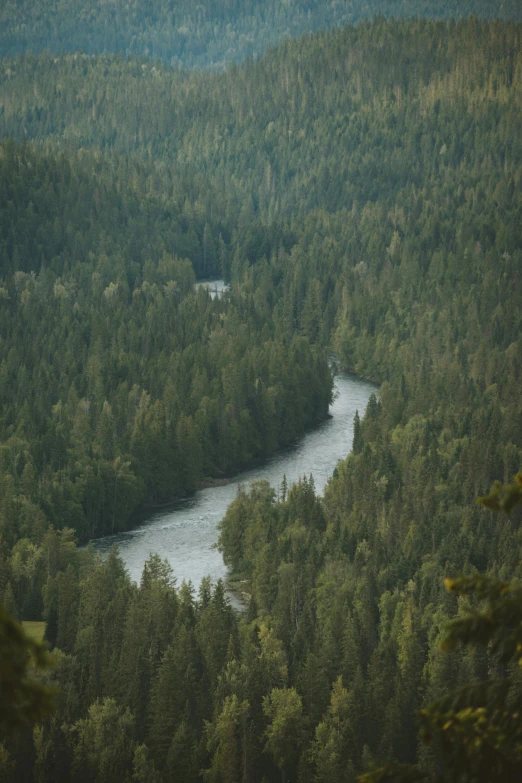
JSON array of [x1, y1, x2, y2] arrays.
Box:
[[1, 0, 521, 67]]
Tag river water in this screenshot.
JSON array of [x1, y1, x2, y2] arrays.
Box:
[[92, 370, 375, 597], [194, 278, 230, 298]]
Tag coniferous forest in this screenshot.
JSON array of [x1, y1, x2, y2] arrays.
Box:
[[1, 4, 522, 783], [1, 0, 521, 67]]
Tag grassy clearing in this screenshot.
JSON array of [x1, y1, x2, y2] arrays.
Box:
[[22, 621, 46, 643]]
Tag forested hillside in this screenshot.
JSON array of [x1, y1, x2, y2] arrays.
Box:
[[1, 16, 521, 783], [1, 0, 521, 67], [2, 19, 520, 223], [0, 140, 331, 543]]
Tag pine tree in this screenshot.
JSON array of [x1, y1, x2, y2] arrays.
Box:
[[263, 687, 304, 783], [309, 676, 357, 783]]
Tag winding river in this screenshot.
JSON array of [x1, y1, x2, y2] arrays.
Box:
[[92, 369, 375, 599]]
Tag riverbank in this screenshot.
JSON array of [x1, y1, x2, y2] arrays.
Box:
[[337, 365, 382, 386], [92, 370, 376, 590], [128, 410, 336, 517], [225, 576, 252, 611]]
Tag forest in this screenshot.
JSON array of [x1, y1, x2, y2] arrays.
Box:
[[1, 0, 521, 67], [1, 9, 522, 783]]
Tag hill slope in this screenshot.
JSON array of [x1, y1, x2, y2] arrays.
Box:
[[0, 0, 521, 66]]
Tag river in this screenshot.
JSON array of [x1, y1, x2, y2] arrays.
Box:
[[92, 370, 375, 601], [194, 278, 230, 298]]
